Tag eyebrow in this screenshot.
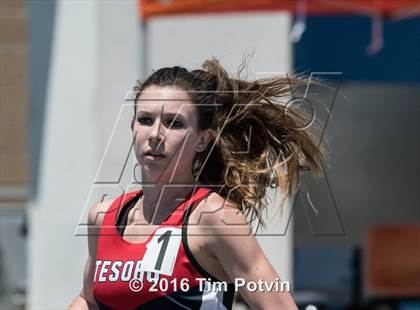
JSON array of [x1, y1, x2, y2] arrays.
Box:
[[137, 111, 186, 121]]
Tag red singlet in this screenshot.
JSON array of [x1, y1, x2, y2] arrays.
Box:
[[92, 186, 235, 309]]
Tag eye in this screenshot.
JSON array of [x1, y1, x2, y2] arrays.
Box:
[[137, 117, 152, 125], [167, 118, 183, 128]]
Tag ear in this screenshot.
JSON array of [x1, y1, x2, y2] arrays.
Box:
[[195, 129, 215, 153]]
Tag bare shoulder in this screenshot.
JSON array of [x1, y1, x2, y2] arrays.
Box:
[[190, 191, 299, 309], [87, 199, 115, 227], [86, 199, 115, 257], [195, 191, 252, 236]]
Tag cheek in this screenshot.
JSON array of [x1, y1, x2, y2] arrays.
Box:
[[167, 130, 197, 155], [132, 126, 140, 139], [179, 132, 200, 155], [132, 127, 147, 146], [184, 128, 199, 143]]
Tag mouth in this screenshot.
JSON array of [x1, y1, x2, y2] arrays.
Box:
[[144, 151, 166, 158]]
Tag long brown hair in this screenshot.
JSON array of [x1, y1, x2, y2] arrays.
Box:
[[133, 58, 327, 229]]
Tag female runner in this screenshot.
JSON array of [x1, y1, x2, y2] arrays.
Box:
[[69, 59, 325, 309]]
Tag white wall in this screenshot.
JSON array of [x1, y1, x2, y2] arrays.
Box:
[[146, 13, 291, 78], [27, 1, 139, 308]]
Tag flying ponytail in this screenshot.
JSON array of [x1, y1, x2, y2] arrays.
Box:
[[135, 58, 327, 228]]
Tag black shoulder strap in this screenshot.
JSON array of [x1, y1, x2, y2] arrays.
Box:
[[116, 191, 142, 236]]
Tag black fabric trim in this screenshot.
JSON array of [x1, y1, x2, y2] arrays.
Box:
[[222, 283, 236, 309], [133, 285, 204, 310], [116, 191, 142, 236], [94, 294, 116, 310], [181, 190, 227, 284]]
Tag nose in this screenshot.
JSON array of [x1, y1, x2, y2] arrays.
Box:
[[148, 117, 165, 147]]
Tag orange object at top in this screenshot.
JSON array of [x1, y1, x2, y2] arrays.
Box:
[[138, 0, 420, 20]]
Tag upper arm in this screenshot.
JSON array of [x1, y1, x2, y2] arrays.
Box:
[[201, 197, 298, 310], [80, 200, 113, 307]]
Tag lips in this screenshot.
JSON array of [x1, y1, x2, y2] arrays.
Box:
[[144, 151, 165, 158]]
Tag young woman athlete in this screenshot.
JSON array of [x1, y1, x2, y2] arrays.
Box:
[[68, 59, 325, 309]]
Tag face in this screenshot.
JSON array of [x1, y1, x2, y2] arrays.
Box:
[[132, 85, 212, 183]]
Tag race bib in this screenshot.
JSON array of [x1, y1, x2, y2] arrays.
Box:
[[140, 227, 182, 276]]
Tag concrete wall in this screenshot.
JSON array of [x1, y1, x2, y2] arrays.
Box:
[[27, 1, 139, 308]]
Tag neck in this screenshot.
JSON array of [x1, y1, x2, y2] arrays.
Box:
[[140, 175, 198, 224]]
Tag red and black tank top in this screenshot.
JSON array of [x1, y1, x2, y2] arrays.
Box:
[[92, 186, 235, 310]]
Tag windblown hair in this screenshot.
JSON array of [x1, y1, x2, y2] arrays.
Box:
[[133, 59, 327, 229]]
